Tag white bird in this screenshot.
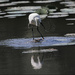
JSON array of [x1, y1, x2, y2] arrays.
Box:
[[28, 13, 46, 40], [31, 55, 42, 69]]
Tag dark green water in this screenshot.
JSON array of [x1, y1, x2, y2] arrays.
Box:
[[0, 15, 75, 75]]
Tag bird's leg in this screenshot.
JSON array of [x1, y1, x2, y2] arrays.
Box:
[[32, 27, 34, 40], [37, 27, 44, 39], [28, 23, 29, 28], [41, 53, 44, 64], [40, 22, 48, 32], [40, 22, 45, 30]]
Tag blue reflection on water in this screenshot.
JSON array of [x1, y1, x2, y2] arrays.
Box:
[[0, 36, 75, 49]]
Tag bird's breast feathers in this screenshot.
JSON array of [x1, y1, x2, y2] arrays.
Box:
[[28, 13, 41, 26]]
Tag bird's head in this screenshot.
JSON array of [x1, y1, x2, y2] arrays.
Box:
[[35, 17, 41, 26]]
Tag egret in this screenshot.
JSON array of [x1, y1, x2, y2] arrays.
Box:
[[28, 13, 46, 40], [31, 55, 42, 69]]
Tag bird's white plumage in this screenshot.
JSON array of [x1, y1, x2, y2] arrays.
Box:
[[28, 13, 41, 26], [31, 55, 42, 69]]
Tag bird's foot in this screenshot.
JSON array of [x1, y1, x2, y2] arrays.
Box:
[[34, 38, 44, 43], [42, 37, 44, 40]]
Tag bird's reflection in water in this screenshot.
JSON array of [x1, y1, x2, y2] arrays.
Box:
[[27, 48, 58, 70], [31, 55, 42, 70]]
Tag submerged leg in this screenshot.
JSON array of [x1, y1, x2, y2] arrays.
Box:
[[32, 27, 34, 40], [37, 27, 44, 39]]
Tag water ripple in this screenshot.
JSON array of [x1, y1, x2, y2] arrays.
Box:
[[0, 36, 75, 49]]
